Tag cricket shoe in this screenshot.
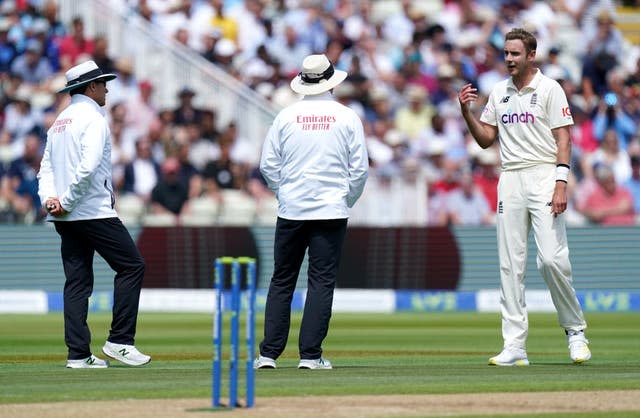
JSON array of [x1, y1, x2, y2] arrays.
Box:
[[488, 348, 529, 366], [253, 355, 276, 369], [102, 341, 151, 366], [298, 357, 332, 369], [568, 333, 591, 364], [66, 354, 109, 369]]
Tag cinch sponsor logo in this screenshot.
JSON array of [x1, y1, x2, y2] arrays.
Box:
[[501, 111, 535, 124]]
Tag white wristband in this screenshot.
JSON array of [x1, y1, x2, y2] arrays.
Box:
[[556, 164, 569, 183]]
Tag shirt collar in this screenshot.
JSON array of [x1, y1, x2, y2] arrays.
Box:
[[71, 94, 106, 115], [507, 68, 542, 93], [302, 92, 334, 101]]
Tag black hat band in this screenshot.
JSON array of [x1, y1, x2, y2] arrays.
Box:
[[300, 65, 334, 84], [64, 69, 105, 88]]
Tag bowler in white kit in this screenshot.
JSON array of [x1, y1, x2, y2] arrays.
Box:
[[458, 28, 591, 366]]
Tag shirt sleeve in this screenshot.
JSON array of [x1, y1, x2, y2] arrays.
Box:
[[346, 113, 369, 208], [547, 81, 573, 129], [259, 118, 282, 194], [36, 135, 55, 207], [59, 115, 108, 211], [479, 89, 497, 127]]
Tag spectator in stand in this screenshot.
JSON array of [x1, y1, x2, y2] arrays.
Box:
[[445, 168, 493, 226], [200, 28, 221, 64], [472, 147, 500, 214], [568, 105, 598, 181], [10, 39, 53, 86], [580, 163, 635, 225], [149, 157, 190, 217], [414, 113, 465, 163], [209, 0, 238, 44], [175, 139, 202, 198], [123, 79, 159, 140], [91, 34, 116, 75], [41, 0, 66, 40], [0, 85, 43, 161], [593, 92, 637, 153], [122, 137, 160, 203], [202, 125, 248, 194], [583, 128, 631, 185], [57, 16, 94, 70], [266, 25, 310, 78], [394, 84, 435, 142], [0, 132, 44, 223], [430, 158, 461, 195], [107, 57, 139, 106], [581, 9, 624, 96], [0, 18, 17, 73], [173, 86, 204, 126], [30, 17, 60, 72], [624, 155, 640, 216]]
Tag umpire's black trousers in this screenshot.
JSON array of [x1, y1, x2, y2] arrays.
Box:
[[260, 217, 347, 360], [54, 218, 145, 360]]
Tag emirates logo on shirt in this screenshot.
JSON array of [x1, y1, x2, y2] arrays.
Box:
[[296, 114, 336, 131]]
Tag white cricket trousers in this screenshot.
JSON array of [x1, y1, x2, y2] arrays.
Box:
[[496, 164, 587, 350]]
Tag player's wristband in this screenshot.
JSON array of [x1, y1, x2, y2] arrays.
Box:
[[556, 164, 570, 183]]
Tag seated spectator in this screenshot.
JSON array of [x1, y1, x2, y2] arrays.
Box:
[[92, 34, 116, 75], [202, 134, 246, 194], [57, 15, 94, 70], [9, 39, 53, 86], [0, 18, 18, 73], [624, 155, 640, 215], [580, 164, 635, 226], [394, 85, 435, 142], [150, 157, 190, 217], [592, 92, 636, 152], [472, 148, 500, 214], [0, 85, 43, 161], [582, 128, 631, 185], [122, 138, 160, 202], [0, 133, 44, 223], [445, 169, 493, 226], [173, 86, 204, 126]]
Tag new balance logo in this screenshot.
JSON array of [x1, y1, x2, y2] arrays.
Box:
[[500, 96, 510, 103], [86, 357, 95, 365], [118, 348, 130, 357]]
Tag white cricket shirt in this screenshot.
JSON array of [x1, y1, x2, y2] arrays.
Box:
[[260, 92, 369, 220], [38, 94, 118, 221], [480, 69, 573, 171]]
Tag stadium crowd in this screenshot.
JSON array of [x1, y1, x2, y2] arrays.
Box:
[[1, 0, 640, 226]]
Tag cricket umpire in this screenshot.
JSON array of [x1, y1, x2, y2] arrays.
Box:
[[37, 60, 150, 368], [254, 54, 369, 370]]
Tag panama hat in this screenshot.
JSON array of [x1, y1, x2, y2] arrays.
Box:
[[290, 54, 347, 96], [58, 60, 117, 93]]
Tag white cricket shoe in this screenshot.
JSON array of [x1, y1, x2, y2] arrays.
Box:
[[298, 357, 332, 369], [568, 334, 591, 364], [253, 355, 276, 369], [488, 348, 529, 366], [66, 354, 109, 369], [102, 341, 151, 366]]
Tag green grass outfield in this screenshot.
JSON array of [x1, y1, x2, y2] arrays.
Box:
[[1, 312, 639, 414]]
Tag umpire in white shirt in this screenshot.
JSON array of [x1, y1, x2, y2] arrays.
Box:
[[254, 54, 369, 370], [37, 60, 150, 368]]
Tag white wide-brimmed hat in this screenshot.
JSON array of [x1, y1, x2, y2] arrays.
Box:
[[290, 54, 347, 96], [58, 60, 117, 93]]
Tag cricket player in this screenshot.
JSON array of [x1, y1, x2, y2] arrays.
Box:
[[458, 28, 590, 366]]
